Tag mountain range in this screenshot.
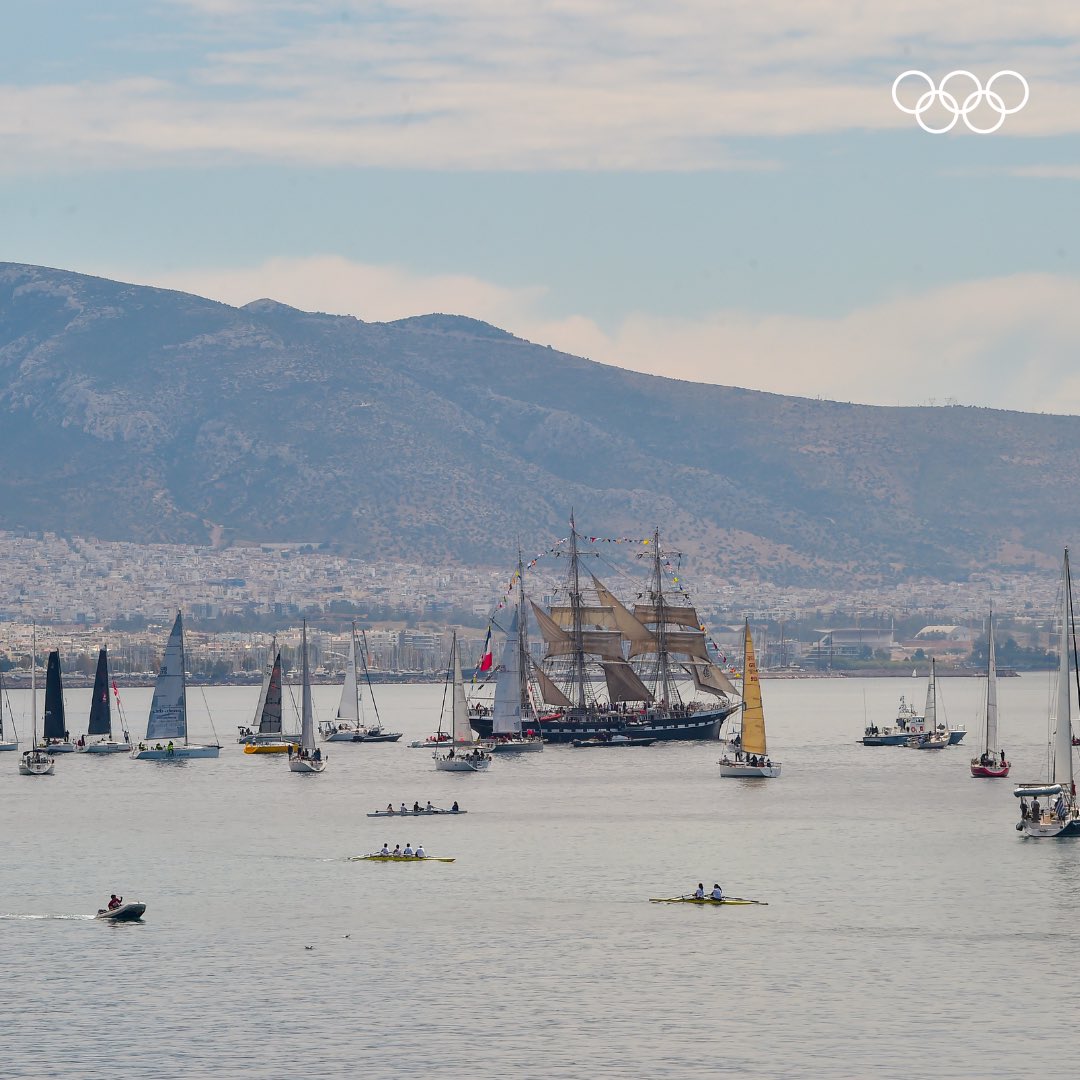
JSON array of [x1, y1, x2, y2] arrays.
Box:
[[1, 261, 1076, 585]]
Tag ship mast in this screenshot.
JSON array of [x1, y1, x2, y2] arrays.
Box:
[[568, 512, 588, 711], [650, 527, 676, 707], [515, 548, 532, 720]]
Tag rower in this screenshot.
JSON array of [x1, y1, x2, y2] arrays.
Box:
[[392, 844, 402, 857], [380, 843, 390, 855], [694, 883, 705, 899], [711, 883, 724, 901], [403, 842, 414, 857], [451, 801, 460, 812], [413, 801, 421, 812], [415, 844, 426, 858], [400, 803, 407, 815], [425, 800, 434, 811], [386, 803, 394, 813]]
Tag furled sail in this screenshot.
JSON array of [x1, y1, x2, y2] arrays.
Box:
[[87, 648, 111, 736], [534, 667, 573, 708], [43, 650, 66, 740], [491, 610, 523, 735], [145, 612, 188, 742], [739, 623, 767, 756], [690, 661, 737, 697], [601, 660, 654, 702], [258, 653, 284, 735]]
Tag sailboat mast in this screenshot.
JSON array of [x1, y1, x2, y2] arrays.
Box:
[[31, 623, 37, 746], [985, 611, 997, 755], [516, 550, 531, 718], [650, 528, 674, 706], [179, 611, 189, 746], [1056, 549, 1076, 788], [568, 513, 587, 711], [301, 620, 314, 752]]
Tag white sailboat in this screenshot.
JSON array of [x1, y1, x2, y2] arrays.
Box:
[[970, 612, 1009, 777], [19, 626, 54, 775], [719, 621, 780, 778], [319, 626, 401, 742], [1014, 549, 1080, 837], [434, 634, 491, 772], [131, 612, 221, 760], [289, 622, 327, 773], [0, 669, 19, 752], [483, 559, 543, 753], [905, 659, 950, 749]]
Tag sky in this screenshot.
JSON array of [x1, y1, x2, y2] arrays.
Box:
[[2, 0, 1080, 411]]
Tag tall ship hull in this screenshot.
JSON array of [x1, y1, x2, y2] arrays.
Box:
[[470, 705, 733, 743]]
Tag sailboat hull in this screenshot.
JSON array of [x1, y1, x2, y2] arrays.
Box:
[[481, 705, 734, 744], [0, 740, 20, 752], [1019, 817, 1080, 838], [19, 754, 55, 775], [948, 730, 967, 744], [718, 761, 781, 778], [435, 757, 491, 772], [131, 745, 220, 760], [484, 737, 544, 753], [971, 762, 1010, 778], [78, 740, 131, 754], [39, 742, 76, 753], [289, 756, 327, 772]]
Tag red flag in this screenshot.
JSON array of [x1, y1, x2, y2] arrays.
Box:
[[478, 627, 493, 673]]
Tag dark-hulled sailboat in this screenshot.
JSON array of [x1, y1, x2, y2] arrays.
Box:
[[471, 519, 739, 744]]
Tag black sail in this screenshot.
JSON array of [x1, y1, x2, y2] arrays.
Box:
[[87, 648, 112, 736], [43, 650, 67, 740]]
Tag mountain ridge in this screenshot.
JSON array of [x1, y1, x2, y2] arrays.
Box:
[[0, 261, 1073, 584]]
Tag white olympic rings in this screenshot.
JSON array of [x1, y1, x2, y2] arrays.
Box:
[[891, 70, 1029, 134]]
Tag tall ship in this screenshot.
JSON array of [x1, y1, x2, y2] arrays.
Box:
[[470, 518, 739, 744]]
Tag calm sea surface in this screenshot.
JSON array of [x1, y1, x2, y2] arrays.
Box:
[[2, 675, 1078, 1079]]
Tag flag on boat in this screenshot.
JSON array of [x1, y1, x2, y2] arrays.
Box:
[[478, 627, 493, 674]]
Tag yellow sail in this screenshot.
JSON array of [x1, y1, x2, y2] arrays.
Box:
[[740, 622, 767, 756]]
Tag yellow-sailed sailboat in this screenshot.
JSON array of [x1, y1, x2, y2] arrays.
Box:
[[719, 621, 781, 778]]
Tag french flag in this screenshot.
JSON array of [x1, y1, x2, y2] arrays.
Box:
[[478, 627, 494, 673]]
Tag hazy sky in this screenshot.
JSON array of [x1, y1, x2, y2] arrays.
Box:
[[3, 1, 1080, 410]]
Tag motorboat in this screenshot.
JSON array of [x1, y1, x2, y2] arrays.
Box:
[[95, 901, 147, 922]]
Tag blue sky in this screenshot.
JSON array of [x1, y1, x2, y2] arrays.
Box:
[[3, 1, 1080, 410]]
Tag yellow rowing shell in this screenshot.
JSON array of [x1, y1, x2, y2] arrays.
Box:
[[350, 855, 456, 863], [243, 743, 293, 754]]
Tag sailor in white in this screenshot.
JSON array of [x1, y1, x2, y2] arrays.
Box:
[[693, 883, 705, 899], [400, 802, 408, 815], [403, 842, 414, 856], [711, 884, 724, 901], [415, 845, 426, 859], [425, 800, 434, 811], [380, 843, 391, 855]]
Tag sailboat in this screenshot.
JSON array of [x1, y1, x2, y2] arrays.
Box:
[[1014, 549, 1080, 837], [39, 650, 75, 752], [905, 659, 950, 749], [131, 612, 221, 760], [319, 626, 401, 742], [78, 648, 131, 753], [19, 626, 54, 775], [0, 669, 19, 752], [243, 649, 294, 754], [719, 622, 780, 778], [470, 518, 738, 744], [288, 622, 326, 773], [970, 613, 1009, 778], [434, 634, 491, 772], [482, 557, 543, 753]]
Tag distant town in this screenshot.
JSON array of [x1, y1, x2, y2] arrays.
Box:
[[0, 530, 1063, 681]]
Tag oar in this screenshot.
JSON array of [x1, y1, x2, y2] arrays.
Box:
[[723, 896, 768, 905]]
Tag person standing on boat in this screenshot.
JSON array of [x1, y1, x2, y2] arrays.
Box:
[[694, 883, 705, 899], [711, 884, 724, 901]]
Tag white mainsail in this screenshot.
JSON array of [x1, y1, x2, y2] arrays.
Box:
[[301, 623, 315, 754], [491, 611, 522, 736], [145, 612, 187, 743], [984, 614, 998, 754], [452, 639, 473, 745], [923, 659, 937, 732], [336, 635, 359, 724], [1053, 551, 1074, 788]]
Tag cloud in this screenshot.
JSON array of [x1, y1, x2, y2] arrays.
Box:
[[116, 255, 1080, 414], [2, 1, 1078, 172]]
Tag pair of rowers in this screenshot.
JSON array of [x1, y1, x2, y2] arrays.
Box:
[[379, 843, 426, 858], [693, 883, 724, 900]]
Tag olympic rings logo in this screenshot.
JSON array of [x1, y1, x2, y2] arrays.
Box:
[[891, 70, 1029, 134]]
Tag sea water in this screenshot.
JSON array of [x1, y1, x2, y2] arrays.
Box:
[[1, 675, 1077, 1079]]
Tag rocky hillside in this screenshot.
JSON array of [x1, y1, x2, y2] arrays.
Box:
[[0, 261, 1075, 584]]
